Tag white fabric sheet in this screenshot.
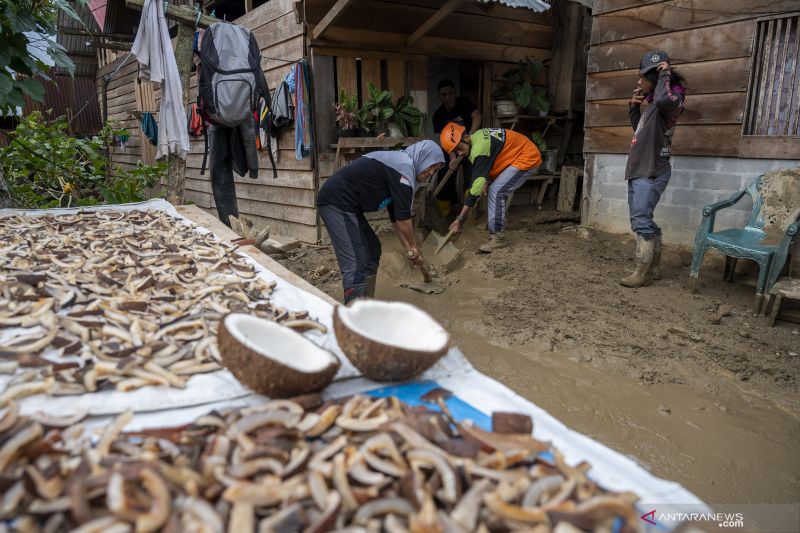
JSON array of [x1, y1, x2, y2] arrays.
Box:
[[130, 0, 190, 159], [0, 200, 709, 530]]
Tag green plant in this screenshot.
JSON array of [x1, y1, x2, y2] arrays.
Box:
[[392, 95, 423, 137], [333, 88, 358, 130], [1, 111, 165, 208], [362, 83, 394, 130], [531, 131, 547, 152], [495, 57, 550, 114], [0, 0, 84, 115]]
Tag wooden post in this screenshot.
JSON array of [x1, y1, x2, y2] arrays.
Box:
[[165, 23, 194, 205], [0, 169, 13, 209]]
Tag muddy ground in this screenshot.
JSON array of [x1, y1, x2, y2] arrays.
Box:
[[277, 205, 800, 506]]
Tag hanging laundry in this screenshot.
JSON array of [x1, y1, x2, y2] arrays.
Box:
[[287, 60, 312, 160], [188, 103, 204, 137], [130, 0, 190, 159], [140, 112, 159, 145]]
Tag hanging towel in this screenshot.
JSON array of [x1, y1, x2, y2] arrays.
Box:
[[287, 60, 312, 160], [130, 0, 190, 159], [140, 112, 159, 145]]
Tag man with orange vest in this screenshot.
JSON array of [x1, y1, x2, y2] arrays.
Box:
[[440, 122, 541, 252]]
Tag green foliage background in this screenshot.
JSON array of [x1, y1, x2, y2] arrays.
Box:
[[2, 112, 165, 208]]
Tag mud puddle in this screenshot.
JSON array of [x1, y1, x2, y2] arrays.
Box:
[[378, 257, 798, 504], [278, 209, 800, 504]]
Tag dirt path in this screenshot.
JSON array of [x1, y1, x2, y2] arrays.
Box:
[[278, 207, 800, 505]]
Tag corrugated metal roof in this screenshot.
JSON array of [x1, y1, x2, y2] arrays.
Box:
[[23, 76, 103, 135], [477, 0, 551, 12]]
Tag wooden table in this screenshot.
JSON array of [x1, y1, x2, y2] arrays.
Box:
[[332, 136, 428, 171]]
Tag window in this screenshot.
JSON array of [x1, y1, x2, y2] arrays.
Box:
[[743, 13, 800, 137]]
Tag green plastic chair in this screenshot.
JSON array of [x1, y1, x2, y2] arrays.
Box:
[[689, 174, 799, 311]]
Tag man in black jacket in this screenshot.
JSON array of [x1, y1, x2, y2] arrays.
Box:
[[621, 50, 685, 288]]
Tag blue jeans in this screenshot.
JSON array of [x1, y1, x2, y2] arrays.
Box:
[[627, 169, 671, 240]]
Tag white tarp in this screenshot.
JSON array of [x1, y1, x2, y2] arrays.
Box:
[[0, 199, 709, 530], [130, 0, 190, 159]]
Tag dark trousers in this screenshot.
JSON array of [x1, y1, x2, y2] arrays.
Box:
[[318, 204, 381, 299], [208, 123, 259, 227], [627, 169, 671, 240]]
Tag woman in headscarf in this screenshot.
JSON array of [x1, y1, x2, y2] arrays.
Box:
[[317, 140, 444, 302]]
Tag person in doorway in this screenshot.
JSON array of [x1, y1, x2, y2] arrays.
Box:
[[440, 123, 541, 253], [432, 79, 482, 217], [621, 50, 685, 288], [317, 140, 444, 303]]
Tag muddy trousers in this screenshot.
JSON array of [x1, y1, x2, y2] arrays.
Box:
[[318, 204, 381, 302], [487, 166, 536, 233], [627, 169, 671, 240]]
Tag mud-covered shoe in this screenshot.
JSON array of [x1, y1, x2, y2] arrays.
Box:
[[651, 234, 663, 280], [479, 233, 508, 253], [620, 234, 655, 288]]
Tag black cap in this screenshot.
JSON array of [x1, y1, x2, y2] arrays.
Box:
[[639, 51, 669, 74]]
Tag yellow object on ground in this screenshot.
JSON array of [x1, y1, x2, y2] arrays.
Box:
[[436, 199, 451, 218]]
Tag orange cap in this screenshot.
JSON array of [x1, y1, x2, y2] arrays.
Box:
[[440, 122, 465, 154]]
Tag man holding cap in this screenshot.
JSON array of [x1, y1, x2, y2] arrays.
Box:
[[621, 50, 686, 288]]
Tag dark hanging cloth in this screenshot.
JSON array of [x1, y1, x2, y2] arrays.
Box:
[[208, 123, 259, 227], [140, 112, 158, 146]]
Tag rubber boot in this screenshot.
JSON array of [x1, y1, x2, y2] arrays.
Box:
[[343, 282, 368, 304], [479, 233, 508, 253], [651, 234, 663, 280], [620, 234, 655, 288], [365, 274, 377, 298]]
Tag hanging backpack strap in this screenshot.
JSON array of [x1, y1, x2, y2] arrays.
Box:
[[200, 128, 209, 175]]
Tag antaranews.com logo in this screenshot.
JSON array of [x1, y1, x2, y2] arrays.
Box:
[[638, 504, 799, 532], [641, 510, 744, 528]]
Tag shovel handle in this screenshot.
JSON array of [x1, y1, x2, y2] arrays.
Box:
[[408, 250, 433, 283], [435, 228, 455, 255], [431, 154, 465, 197]]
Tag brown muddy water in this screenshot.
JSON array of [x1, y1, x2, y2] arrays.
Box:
[[279, 210, 800, 506]]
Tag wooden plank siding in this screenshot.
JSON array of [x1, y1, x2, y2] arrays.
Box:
[[96, 0, 317, 242], [585, 0, 800, 158]]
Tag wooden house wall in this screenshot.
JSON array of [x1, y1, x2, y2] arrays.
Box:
[[584, 0, 800, 159], [97, 58, 146, 172], [183, 0, 316, 242]]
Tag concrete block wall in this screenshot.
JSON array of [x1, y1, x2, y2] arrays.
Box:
[[585, 154, 800, 247]]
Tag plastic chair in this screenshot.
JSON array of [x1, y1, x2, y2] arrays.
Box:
[[689, 175, 799, 312]]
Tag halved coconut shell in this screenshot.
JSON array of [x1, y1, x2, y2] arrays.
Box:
[[333, 300, 449, 382], [217, 313, 340, 398]]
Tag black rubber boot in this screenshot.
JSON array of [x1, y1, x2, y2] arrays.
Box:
[[365, 274, 377, 298], [344, 282, 368, 304]]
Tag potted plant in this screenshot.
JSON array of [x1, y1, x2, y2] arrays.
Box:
[[363, 83, 394, 136], [391, 95, 424, 137], [333, 89, 358, 139], [531, 131, 556, 173], [495, 57, 550, 117]]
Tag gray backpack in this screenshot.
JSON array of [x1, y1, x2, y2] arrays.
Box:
[[197, 22, 277, 177], [197, 22, 267, 127]]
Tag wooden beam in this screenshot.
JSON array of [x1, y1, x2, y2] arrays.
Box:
[[125, 0, 219, 29], [245, 0, 253, 13], [94, 40, 133, 52], [311, 0, 355, 40], [406, 0, 461, 47]]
